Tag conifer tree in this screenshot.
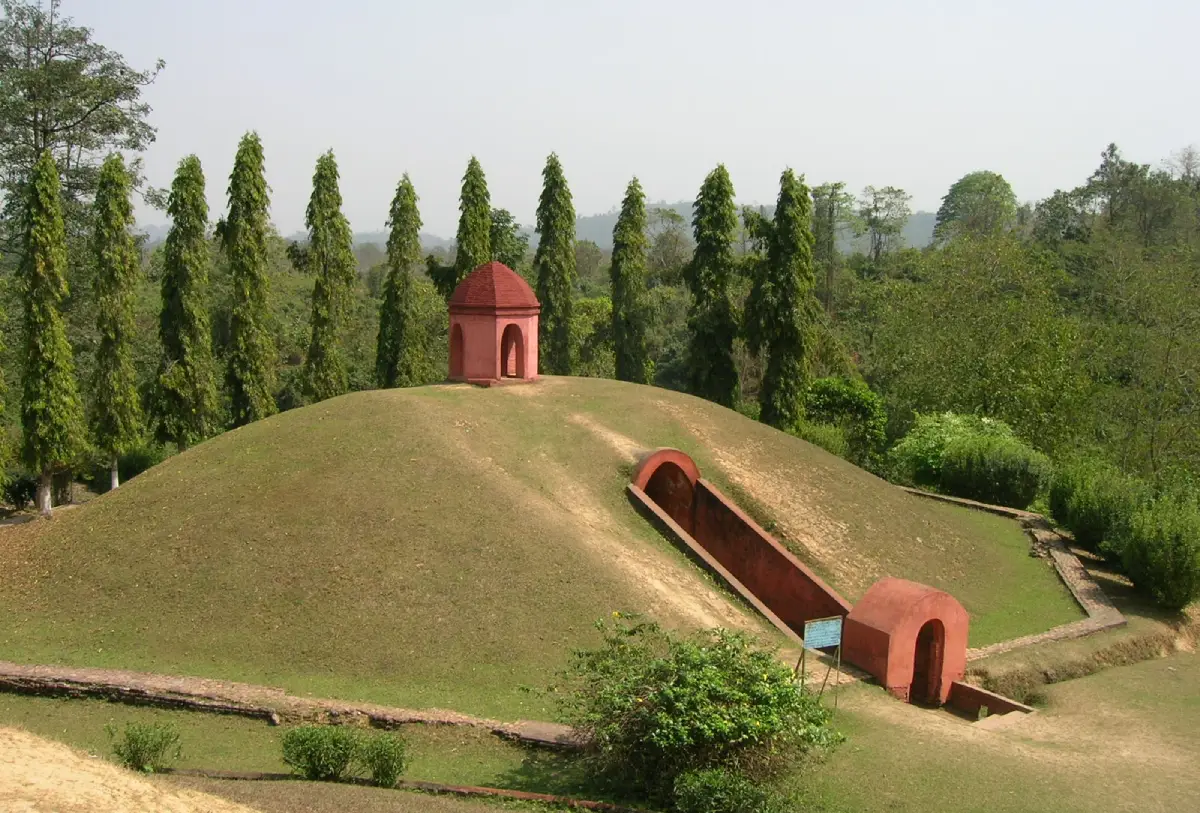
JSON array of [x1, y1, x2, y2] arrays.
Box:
[[376, 174, 423, 388], [301, 150, 356, 402], [432, 156, 491, 298], [157, 155, 218, 451], [224, 132, 277, 425], [685, 164, 739, 407], [89, 154, 143, 489], [19, 150, 84, 517], [610, 177, 651, 383], [745, 169, 817, 429], [533, 153, 576, 375]]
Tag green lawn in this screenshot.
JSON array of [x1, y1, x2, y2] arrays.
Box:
[[8, 652, 1200, 813], [0, 377, 1080, 719]]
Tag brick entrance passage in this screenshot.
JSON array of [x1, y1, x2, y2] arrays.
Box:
[[912, 619, 945, 705]]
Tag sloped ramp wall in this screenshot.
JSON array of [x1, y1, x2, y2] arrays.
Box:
[[629, 449, 852, 641]]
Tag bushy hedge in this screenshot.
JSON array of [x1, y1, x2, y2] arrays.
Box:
[[281, 726, 408, 786], [790, 419, 848, 459], [1048, 458, 1150, 554], [804, 377, 888, 469], [939, 434, 1051, 509], [557, 615, 841, 807], [1119, 496, 1200, 611], [888, 412, 1047, 508], [106, 722, 181, 773]]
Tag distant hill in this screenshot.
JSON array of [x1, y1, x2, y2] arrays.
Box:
[[137, 206, 935, 256], [573, 201, 936, 252]]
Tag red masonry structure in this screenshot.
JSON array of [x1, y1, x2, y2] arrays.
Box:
[[448, 262, 540, 386], [628, 448, 973, 708], [841, 577, 969, 705]]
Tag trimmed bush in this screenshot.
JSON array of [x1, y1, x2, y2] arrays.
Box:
[[674, 768, 781, 813], [106, 722, 181, 773], [360, 731, 408, 788], [281, 725, 362, 782], [1048, 458, 1150, 554], [3, 470, 37, 510], [791, 419, 848, 459], [805, 377, 887, 469], [1120, 497, 1200, 611], [939, 434, 1051, 509], [888, 412, 1014, 489], [557, 616, 841, 800]]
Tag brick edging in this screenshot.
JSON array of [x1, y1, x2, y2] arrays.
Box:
[[897, 487, 1127, 659], [167, 770, 645, 812], [0, 661, 578, 749]]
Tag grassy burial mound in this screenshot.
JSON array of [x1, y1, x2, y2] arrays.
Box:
[[0, 377, 1082, 718]]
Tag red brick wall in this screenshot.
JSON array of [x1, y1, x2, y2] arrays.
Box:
[[947, 681, 1034, 717], [688, 480, 851, 631]]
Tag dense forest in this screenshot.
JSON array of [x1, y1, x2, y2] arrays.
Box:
[[1, 1, 1196, 606]]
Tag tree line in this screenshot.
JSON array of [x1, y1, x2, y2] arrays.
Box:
[[2, 1, 1197, 530]]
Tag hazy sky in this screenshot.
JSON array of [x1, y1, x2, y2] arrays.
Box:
[[72, 0, 1199, 236]]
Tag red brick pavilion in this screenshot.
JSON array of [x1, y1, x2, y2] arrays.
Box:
[[448, 262, 540, 386]]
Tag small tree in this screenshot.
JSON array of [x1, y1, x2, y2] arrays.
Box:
[[686, 165, 740, 407], [610, 177, 651, 384], [156, 155, 218, 450], [224, 132, 277, 425], [302, 150, 357, 402], [558, 616, 841, 803], [533, 153, 577, 375], [490, 207, 528, 269], [19, 150, 85, 516], [376, 174, 423, 388], [89, 154, 143, 489], [744, 169, 818, 430]]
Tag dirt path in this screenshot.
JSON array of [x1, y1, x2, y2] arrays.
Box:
[[0, 727, 262, 813]]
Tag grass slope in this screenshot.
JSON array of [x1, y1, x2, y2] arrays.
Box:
[[0, 377, 1081, 718]]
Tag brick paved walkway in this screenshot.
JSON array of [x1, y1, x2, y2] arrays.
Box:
[[0, 661, 578, 748], [900, 488, 1127, 660]]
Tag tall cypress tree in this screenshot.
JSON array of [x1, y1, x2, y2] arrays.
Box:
[[533, 153, 576, 375], [157, 155, 218, 450], [89, 154, 143, 489], [301, 150, 357, 402], [685, 165, 739, 407], [610, 177, 650, 384], [431, 156, 491, 299], [224, 132, 277, 425], [376, 174, 422, 388], [745, 169, 817, 429], [19, 150, 84, 517]]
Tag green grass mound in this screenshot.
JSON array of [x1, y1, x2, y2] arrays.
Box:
[[0, 378, 1083, 718]]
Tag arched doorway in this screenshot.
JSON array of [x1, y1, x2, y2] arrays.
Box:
[[500, 324, 524, 378], [911, 619, 946, 705], [644, 461, 696, 534], [450, 323, 465, 379]]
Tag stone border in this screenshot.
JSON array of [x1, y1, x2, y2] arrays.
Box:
[[899, 488, 1126, 659], [0, 661, 577, 749], [168, 770, 644, 812]]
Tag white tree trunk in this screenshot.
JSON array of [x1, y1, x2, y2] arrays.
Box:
[[110, 456, 120, 490], [36, 471, 53, 518]]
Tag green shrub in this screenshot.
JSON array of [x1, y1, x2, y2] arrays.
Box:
[[3, 469, 37, 510], [790, 419, 848, 459], [805, 377, 887, 469], [360, 731, 408, 788], [281, 725, 362, 782], [673, 768, 781, 813], [938, 434, 1051, 509], [1119, 497, 1200, 611], [557, 616, 841, 800], [106, 722, 181, 773], [888, 412, 1014, 489], [1049, 458, 1150, 554]]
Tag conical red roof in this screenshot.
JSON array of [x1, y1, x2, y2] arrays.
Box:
[[448, 261, 540, 310]]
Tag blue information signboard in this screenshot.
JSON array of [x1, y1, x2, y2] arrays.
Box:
[[803, 616, 843, 650]]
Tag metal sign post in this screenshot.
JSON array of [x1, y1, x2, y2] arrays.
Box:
[[801, 616, 844, 715]]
